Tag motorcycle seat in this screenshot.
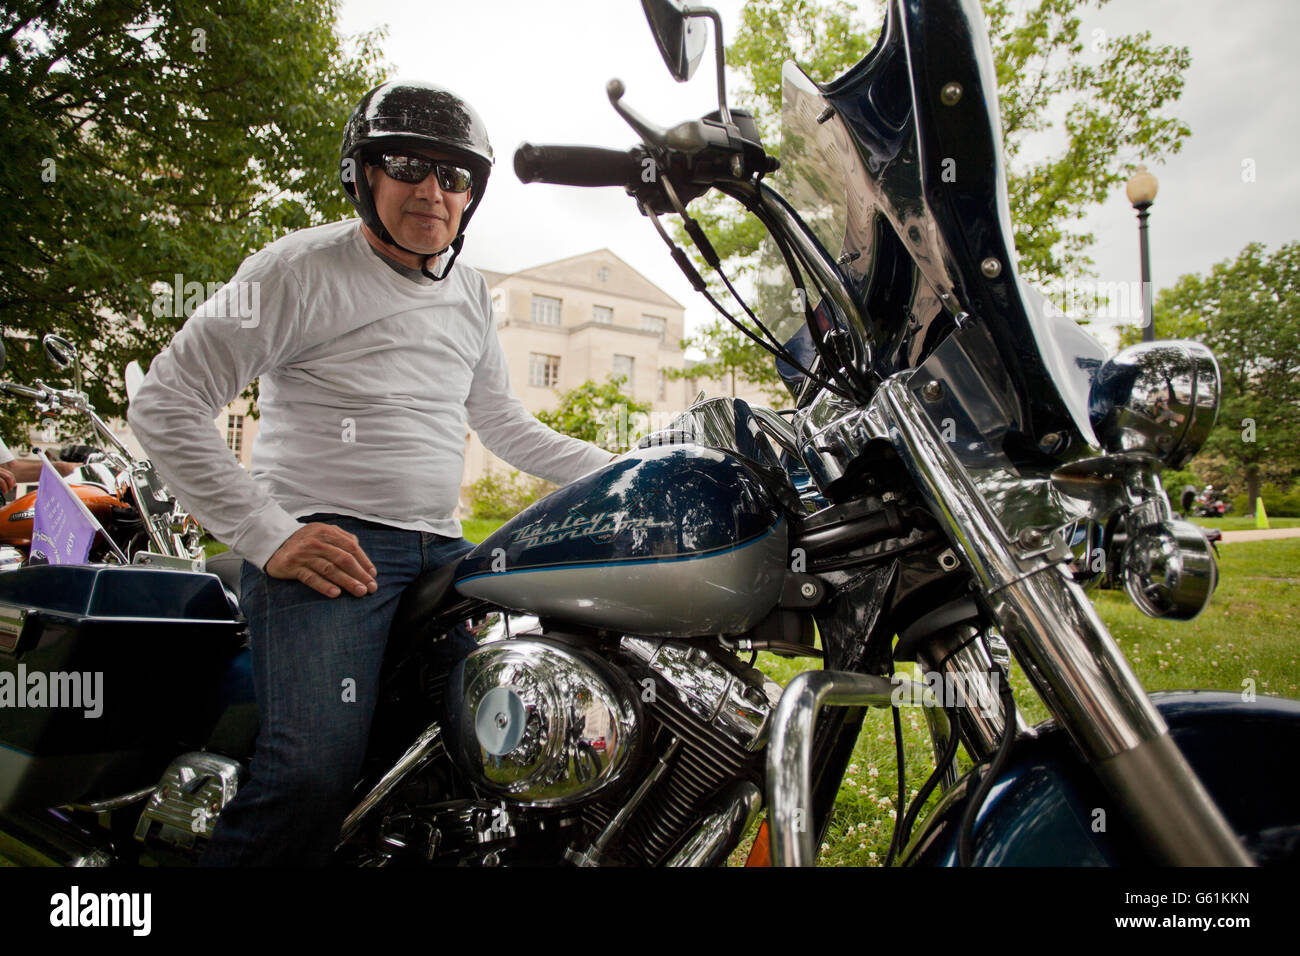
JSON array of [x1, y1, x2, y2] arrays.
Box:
[[389, 555, 467, 637]]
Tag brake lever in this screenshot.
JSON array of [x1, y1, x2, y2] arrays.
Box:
[[607, 79, 668, 149]]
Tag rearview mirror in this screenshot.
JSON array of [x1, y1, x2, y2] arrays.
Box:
[[43, 334, 77, 370], [642, 0, 708, 82]]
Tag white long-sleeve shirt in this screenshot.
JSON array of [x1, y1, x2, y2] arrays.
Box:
[[128, 219, 613, 570]]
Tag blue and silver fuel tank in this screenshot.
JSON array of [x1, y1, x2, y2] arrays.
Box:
[[455, 443, 789, 637]]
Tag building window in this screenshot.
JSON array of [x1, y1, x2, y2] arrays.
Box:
[[226, 414, 244, 456], [529, 353, 561, 388], [592, 305, 613, 324], [613, 354, 635, 386], [531, 295, 562, 326], [597, 266, 610, 283], [491, 291, 505, 316], [657, 369, 667, 401], [641, 314, 666, 339]]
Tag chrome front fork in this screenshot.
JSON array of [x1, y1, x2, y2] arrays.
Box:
[[767, 377, 1251, 866]]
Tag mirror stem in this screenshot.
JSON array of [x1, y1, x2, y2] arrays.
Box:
[[685, 6, 730, 125]]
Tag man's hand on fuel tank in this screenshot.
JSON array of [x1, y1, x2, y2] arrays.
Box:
[[265, 523, 379, 599], [0, 468, 14, 496]]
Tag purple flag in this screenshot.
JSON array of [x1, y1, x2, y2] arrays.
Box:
[[29, 456, 101, 565]]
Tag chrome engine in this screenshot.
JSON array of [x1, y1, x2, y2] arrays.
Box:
[[443, 631, 781, 865]]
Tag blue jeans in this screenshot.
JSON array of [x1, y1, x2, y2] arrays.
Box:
[[200, 513, 477, 867]]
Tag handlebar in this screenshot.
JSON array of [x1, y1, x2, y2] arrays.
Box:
[[0, 381, 43, 400], [514, 143, 646, 188]]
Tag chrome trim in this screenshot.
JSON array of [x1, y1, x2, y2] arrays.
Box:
[[1122, 518, 1218, 620], [132, 550, 204, 572], [915, 628, 1005, 762], [873, 375, 1250, 865], [767, 671, 897, 866], [65, 786, 155, 813], [621, 637, 782, 751], [0, 601, 28, 653], [134, 752, 244, 848], [666, 780, 763, 867], [339, 721, 445, 846], [0, 811, 115, 867]]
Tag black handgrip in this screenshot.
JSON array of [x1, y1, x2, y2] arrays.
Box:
[[514, 143, 644, 188]]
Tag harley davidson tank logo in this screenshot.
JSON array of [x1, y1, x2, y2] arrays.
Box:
[[509, 510, 674, 549]]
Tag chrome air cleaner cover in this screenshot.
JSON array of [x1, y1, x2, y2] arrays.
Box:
[[446, 639, 641, 807]]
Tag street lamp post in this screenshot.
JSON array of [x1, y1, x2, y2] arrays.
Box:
[[1126, 165, 1159, 342]]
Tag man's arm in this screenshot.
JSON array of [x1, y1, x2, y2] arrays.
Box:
[[4, 459, 75, 483], [464, 310, 616, 484], [127, 251, 318, 570]]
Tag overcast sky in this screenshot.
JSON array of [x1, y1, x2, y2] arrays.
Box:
[[336, 0, 1300, 343]]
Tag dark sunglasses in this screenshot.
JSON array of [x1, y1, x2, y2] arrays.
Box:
[[372, 152, 473, 193]]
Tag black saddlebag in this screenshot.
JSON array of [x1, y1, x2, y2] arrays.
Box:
[[0, 564, 244, 811]]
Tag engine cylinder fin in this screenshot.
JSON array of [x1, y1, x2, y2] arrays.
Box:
[[580, 663, 765, 865]]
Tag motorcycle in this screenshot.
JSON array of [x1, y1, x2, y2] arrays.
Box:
[[0, 335, 206, 571], [1181, 484, 1231, 518], [1, 0, 1296, 868]]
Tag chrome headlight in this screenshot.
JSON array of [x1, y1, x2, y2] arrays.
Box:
[[1122, 519, 1218, 620], [1089, 342, 1220, 469]]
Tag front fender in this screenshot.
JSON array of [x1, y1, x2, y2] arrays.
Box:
[[903, 691, 1300, 865]]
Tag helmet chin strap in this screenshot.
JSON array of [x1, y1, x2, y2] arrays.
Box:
[[373, 220, 463, 282]]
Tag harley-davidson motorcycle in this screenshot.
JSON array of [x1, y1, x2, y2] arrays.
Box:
[[0, 335, 205, 571], [1, 0, 1297, 868]]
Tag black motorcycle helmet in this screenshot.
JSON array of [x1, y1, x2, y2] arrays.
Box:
[[340, 79, 494, 280]]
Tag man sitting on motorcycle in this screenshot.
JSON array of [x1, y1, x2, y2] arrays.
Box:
[[128, 80, 616, 866]]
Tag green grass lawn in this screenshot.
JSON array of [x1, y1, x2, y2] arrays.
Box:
[[460, 518, 504, 544], [1191, 515, 1300, 532]]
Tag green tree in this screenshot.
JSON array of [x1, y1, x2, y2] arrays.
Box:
[[0, 0, 385, 434], [675, 0, 1190, 306], [534, 375, 652, 453], [667, 316, 788, 404], [1123, 242, 1300, 512]]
